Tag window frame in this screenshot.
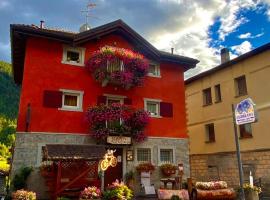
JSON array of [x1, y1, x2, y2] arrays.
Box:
[[239, 123, 253, 139], [136, 148, 152, 163], [62, 45, 86, 67], [234, 75, 248, 97], [214, 84, 222, 103], [144, 98, 162, 118], [59, 89, 84, 112], [205, 123, 215, 143], [202, 87, 212, 106], [147, 62, 161, 78], [158, 147, 175, 165]]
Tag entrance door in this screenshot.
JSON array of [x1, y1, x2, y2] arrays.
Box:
[[104, 148, 123, 188]]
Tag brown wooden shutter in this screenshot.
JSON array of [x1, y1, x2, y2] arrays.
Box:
[[97, 95, 107, 105], [43, 90, 62, 108], [124, 98, 132, 105], [160, 102, 173, 117]]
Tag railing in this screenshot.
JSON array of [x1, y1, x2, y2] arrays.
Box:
[[106, 59, 124, 73]]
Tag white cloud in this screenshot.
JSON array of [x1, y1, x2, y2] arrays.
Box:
[[231, 41, 252, 55], [238, 32, 264, 39], [238, 32, 252, 39]]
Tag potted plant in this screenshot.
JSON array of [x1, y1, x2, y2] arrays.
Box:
[[136, 162, 155, 173], [79, 186, 101, 200], [12, 189, 36, 200], [239, 183, 261, 200], [39, 162, 53, 177], [160, 164, 177, 177], [103, 180, 133, 200], [124, 171, 135, 189]]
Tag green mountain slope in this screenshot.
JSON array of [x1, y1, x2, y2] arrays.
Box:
[[0, 61, 20, 147]]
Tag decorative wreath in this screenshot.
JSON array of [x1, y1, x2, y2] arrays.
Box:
[[86, 103, 150, 143], [86, 46, 149, 89]]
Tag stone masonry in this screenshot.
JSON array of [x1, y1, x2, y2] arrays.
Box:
[[190, 150, 270, 196], [12, 132, 190, 199]]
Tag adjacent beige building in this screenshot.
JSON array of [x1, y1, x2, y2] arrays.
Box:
[[185, 43, 270, 195]]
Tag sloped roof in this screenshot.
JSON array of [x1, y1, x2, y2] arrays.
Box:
[[42, 144, 106, 161], [10, 19, 199, 84], [185, 42, 270, 84]]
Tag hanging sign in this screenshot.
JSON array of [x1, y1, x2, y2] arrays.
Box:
[[235, 98, 257, 125], [107, 136, 131, 145], [100, 149, 117, 171]]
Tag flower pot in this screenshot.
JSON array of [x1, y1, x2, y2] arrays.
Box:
[[162, 169, 176, 177], [244, 190, 259, 200]]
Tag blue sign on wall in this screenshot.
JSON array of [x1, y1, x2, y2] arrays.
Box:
[[235, 98, 257, 125]]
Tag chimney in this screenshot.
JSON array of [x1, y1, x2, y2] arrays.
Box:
[[40, 20, 45, 29], [171, 48, 174, 54], [220, 48, 230, 63]]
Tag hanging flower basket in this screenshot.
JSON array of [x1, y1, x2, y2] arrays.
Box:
[[86, 46, 149, 89], [86, 103, 150, 143]]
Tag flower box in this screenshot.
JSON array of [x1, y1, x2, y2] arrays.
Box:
[[86, 46, 149, 89], [86, 104, 149, 143]]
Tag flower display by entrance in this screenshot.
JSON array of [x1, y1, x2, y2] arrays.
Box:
[[86, 46, 149, 89], [86, 103, 150, 143]]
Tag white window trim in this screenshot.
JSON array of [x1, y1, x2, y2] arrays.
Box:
[[147, 62, 161, 78], [135, 147, 153, 164], [158, 147, 176, 166], [59, 89, 84, 112], [144, 98, 162, 118], [61, 45, 86, 67]]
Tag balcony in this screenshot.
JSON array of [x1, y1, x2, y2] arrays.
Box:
[[86, 46, 149, 89], [86, 103, 150, 144]]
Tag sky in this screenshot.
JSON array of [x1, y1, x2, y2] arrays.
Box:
[[0, 0, 269, 78]]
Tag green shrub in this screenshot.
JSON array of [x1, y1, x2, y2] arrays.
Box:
[[103, 180, 133, 200], [12, 166, 33, 190]]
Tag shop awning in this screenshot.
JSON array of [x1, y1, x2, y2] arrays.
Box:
[[42, 144, 106, 161]]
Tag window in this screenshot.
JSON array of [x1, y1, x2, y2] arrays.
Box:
[[106, 96, 124, 128], [214, 84, 222, 103], [62, 46, 85, 66], [205, 123, 215, 142], [203, 88, 212, 106], [235, 75, 247, 96], [107, 59, 124, 72], [239, 124, 252, 138], [147, 63, 160, 77], [160, 149, 174, 164], [144, 99, 161, 117], [60, 89, 83, 111], [106, 96, 123, 105], [137, 148, 151, 162]]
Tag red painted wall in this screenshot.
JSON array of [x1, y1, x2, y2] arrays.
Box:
[[17, 34, 188, 138]]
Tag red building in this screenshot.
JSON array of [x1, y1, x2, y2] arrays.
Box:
[[11, 20, 198, 198]]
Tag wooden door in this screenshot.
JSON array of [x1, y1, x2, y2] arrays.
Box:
[[104, 148, 123, 188]]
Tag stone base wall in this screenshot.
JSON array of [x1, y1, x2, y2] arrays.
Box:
[[190, 150, 270, 196], [12, 132, 190, 199]]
